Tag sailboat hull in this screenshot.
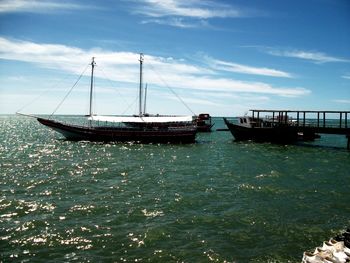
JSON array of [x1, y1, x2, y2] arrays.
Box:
[[37, 118, 197, 144]]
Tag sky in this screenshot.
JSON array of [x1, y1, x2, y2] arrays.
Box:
[[0, 0, 349, 116]]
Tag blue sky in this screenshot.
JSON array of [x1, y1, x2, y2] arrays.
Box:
[[0, 0, 349, 116]]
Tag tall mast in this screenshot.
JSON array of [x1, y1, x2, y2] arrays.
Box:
[[143, 83, 148, 115], [139, 53, 144, 116], [89, 57, 96, 117]]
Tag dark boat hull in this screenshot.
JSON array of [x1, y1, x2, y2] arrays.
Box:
[[195, 114, 214, 132], [37, 118, 197, 144], [223, 118, 298, 143], [196, 124, 214, 132]]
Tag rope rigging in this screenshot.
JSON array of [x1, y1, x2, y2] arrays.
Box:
[[17, 54, 197, 118], [49, 63, 90, 118], [98, 66, 133, 114], [147, 62, 196, 116], [16, 70, 80, 114]]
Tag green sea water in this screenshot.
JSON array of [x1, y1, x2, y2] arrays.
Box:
[[1, 115, 349, 262]]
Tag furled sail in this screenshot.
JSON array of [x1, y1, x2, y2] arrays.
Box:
[[88, 115, 194, 123]]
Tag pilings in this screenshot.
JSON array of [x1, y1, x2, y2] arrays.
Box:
[[250, 109, 350, 130], [250, 109, 350, 149]]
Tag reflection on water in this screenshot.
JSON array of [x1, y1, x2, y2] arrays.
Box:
[[1, 116, 349, 262]]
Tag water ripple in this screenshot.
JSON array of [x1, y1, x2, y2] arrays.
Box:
[[1, 116, 349, 262]]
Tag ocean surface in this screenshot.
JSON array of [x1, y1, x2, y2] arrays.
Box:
[[1, 115, 349, 262]]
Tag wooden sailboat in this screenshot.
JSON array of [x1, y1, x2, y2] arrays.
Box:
[[32, 54, 197, 143]]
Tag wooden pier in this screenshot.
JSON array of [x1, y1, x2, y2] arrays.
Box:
[[250, 110, 350, 149]]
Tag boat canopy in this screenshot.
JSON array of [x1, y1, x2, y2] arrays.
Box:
[[88, 115, 194, 123]]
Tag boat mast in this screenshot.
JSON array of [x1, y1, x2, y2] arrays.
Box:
[[139, 53, 144, 117], [143, 83, 148, 115], [89, 57, 96, 117]]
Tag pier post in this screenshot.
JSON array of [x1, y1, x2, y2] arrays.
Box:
[[285, 111, 288, 124], [346, 113, 348, 128], [247, 109, 350, 149], [297, 111, 299, 126], [340, 112, 343, 128], [323, 112, 326, 128]]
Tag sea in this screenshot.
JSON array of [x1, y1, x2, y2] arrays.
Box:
[[1, 115, 349, 262]]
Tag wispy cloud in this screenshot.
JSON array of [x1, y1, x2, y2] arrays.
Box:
[[333, 99, 350, 104], [0, 37, 310, 98], [267, 49, 349, 64], [203, 56, 293, 78], [130, 0, 247, 28], [141, 17, 209, 28], [165, 94, 220, 106], [134, 0, 242, 19], [342, 75, 350, 80], [0, 0, 87, 13]]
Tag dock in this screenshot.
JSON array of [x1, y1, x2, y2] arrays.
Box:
[[250, 110, 350, 149]]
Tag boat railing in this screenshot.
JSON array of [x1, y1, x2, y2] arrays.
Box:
[[91, 121, 192, 128], [263, 115, 349, 129], [253, 110, 349, 130]]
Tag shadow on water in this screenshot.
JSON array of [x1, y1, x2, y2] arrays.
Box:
[[295, 141, 349, 151], [227, 138, 349, 152]]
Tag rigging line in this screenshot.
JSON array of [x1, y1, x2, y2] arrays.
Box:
[[121, 96, 138, 115], [49, 63, 90, 118], [98, 66, 130, 112], [147, 62, 196, 116], [122, 71, 141, 116], [16, 70, 78, 114], [100, 66, 139, 115]]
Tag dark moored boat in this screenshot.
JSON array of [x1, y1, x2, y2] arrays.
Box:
[[195, 113, 214, 132], [223, 112, 299, 143], [37, 117, 196, 143], [28, 54, 197, 143]]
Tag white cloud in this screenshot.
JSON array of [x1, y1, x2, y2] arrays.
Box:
[[267, 49, 349, 64], [141, 17, 209, 28], [134, 0, 241, 19], [342, 75, 350, 80], [166, 95, 220, 106], [204, 56, 293, 78], [131, 0, 246, 28], [173, 76, 309, 97], [0, 0, 85, 13], [0, 37, 311, 99], [333, 99, 350, 104]]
